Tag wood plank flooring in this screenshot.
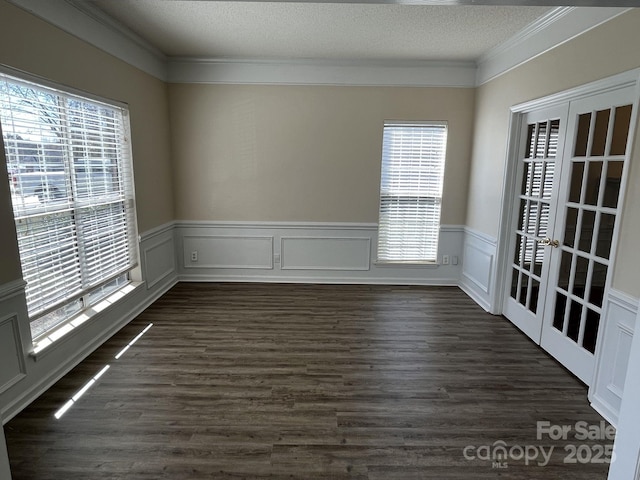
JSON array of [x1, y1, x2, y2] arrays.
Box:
[[5, 283, 613, 479]]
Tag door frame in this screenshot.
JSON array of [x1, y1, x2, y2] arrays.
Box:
[[492, 69, 640, 372]]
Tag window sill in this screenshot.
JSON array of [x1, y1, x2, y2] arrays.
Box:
[[29, 282, 142, 360], [374, 260, 440, 268]]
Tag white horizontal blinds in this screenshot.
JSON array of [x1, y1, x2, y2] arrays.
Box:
[[0, 72, 136, 322], [377, 123, 447, 262]]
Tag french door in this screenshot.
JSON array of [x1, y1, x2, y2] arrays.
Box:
[[504, 85, 636, 385]]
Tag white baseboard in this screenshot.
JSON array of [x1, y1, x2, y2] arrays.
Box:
[[175, 221, 465, 286], [589, 289, 639, 428], [459, 227, 498, 313]]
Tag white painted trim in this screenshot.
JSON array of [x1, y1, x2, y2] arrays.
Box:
[[6, 1, 630, 88], [182, 235, 275, 269], [179, 274, 460, 287], [460, 227, 498, 313], [280, 236, 371, 271], [463, 226, 497, 247], [512, 68, 640, 113], [590, 288, 639, 427], [0, 280, 26, 303], [143, 236, 176, 289], [608, 289, 640, 313], [7, 0, 167, 80], [476, 7, 631, 85], [0, 314, 26, 395], [175, 220, 378, 230], [167, 58, 477, 87], [139, 221, 175, 242]]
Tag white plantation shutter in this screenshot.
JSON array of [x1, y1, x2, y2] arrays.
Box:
[[377, 122, 447, 262], [0, 71, 137, 334]]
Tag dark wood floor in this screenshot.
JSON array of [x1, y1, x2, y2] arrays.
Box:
[[6, 283, 612, 479]]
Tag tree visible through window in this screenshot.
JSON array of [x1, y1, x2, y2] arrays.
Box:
[[377, 122, 447, 263], [0, 70, 138, 340]]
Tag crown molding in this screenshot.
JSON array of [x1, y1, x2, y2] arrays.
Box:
[[476, 6, 631, 85], [167, 57, 477, 87], [7, 0, 167, 81], [6, 1, 632, 88]]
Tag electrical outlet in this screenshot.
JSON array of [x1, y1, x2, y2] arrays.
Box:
[[442, 255, 450, 265], [191, 251, 198, 262], [274, 253, 281, 264], [452, 256, 459, 265]]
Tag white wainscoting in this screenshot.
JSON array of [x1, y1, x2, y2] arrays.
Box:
[[590, 289, 639, 427], [0, 222, 178, 423], [176, 222, 464, 285], [459, 227, 498, 312]]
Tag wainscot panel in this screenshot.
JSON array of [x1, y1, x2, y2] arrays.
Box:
[[590, 289, 639, 426], [459, 227, 498, 312], [176, 222, 464, 285]]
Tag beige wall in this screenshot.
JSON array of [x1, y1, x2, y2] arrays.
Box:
[[466, 9, 640, 297], [0, 0, 174, 285], [169, 84, 475, 224]]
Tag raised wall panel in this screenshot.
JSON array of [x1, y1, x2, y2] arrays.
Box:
[[143, 236, 176, 289], [281, 237, 370, 271], [460, 228, 497, 312], [183, 235, 274, 269], [176, 222, 464, 285], [0, 315, 26, 394], [590, 289, 638, 426]]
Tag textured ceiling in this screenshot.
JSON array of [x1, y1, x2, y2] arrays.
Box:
[[89, 1, 552, 62]]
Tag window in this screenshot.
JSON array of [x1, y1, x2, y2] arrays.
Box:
[[377, 122, 447, 263], [0, 70, 138, 341]]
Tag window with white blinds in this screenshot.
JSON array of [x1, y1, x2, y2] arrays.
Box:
[[377, 122, 447, 263], [0, 71, 137, 339]]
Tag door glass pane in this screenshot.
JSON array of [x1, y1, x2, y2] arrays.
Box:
[[514, 233, 524, 265], [583, 309, 601, 354], [558, 251, 572, 290], [579, 210, 596, 253], [519, 275, 530, 306], [596, 213, 616, 259], [542, 162, 554, 199], [569, 162, 585, 203], [511, 268, 520, 299], [531, 162, 543, 197], [517, 199, 527, 231], [533, 241, 544, 277], [554, 292, 568, 331], [523, 237, 534, 271], [564, 207, 578, 248], [603, 161, 623, 208], [574, 113, 591, 157], [591, 109, 610, 157], [538, 203, 550, 238], [530, 279, 540, 314], [548, 119, 560, 158], [526, 124, 535, 158], [574, 255, 589, 299], [521, 163, 533, 196], [585, 161, 603, 205], [567, 300, 583, 342], [588, 261, 607, 308], [610, 105, 632, 156], [536, 122, 548, 158]]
